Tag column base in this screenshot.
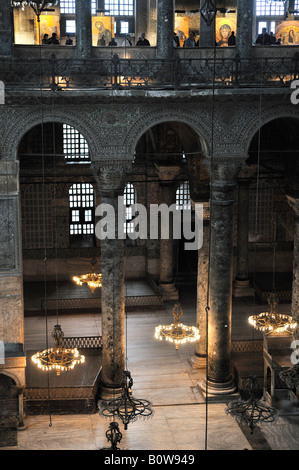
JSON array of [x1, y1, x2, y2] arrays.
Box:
[[198, 376, 237, 401], [233, 278, 255, 298], [159, 282, 179, 301], [189, 354, 206, 369], [98, 381, 123, 401]]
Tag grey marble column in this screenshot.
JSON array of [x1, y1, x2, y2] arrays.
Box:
[[236, 0, 253, 56], [0, 0, 13, 55], [91, 161, 131, 399], [199, 159, 244, 396], [191, 202, 210, 369], [233, 180, 254, 297], [286, 196, 299, 321], [75, 0, 92, 58], [0, 161, 26, 391], [156, 165, 180, 301], [199, 0, 215, 47], [156, 0, 174, 58]]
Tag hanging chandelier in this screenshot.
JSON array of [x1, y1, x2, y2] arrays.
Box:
[[11, 1, 58, 20], [73, 258, 102, 295], [226, 376, 278, 434], [248, 293, 297, 335], [31, 324, 85, 375], [155, 304, 200, 350], [99, 421, 123, 451], [100, 370, 153, 430]]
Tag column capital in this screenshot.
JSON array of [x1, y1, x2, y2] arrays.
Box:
[[155, 164, 181, 183], [91, 160, 132, 197], [204, 156, 247, 184]]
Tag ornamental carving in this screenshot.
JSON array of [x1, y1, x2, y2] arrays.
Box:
[[91, 160, 132, 194]]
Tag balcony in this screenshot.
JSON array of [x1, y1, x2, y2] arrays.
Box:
[[2, 44, 299, 94]]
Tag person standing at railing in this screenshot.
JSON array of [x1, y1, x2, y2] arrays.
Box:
[[183, 32, 195, 47], [42, 34, 49, 45], [136, 32, 150, 46], [255, 27, 272, 46], [228, 31, 236, 46], [48, 32, 60, 45]]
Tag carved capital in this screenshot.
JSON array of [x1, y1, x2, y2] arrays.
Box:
[[155, 164, 181, 183], [91, 160, 132, 197], [204, 156, 247, 184]]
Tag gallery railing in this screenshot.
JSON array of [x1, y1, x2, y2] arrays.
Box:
[[1, 53, 299, 91]]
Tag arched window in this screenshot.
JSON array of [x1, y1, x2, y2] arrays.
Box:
[[69, 183, 95, 245], [124, 182, 136, 235], [176, 181, 191, 211]]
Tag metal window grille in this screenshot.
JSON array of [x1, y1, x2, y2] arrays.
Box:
[[69, 183, 95, 235], [124, 182, 135, 234], [249, 182, 274, 242], [63, 124, 90, 161], [104, 0, 134, 16], [22, 184, 53, 249], [176, 181, 191, 210], [255, 0, 285, 16], [60, 0, 96, 15]]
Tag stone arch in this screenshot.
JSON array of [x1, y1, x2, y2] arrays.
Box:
[[123, 106, 211, 159], [240, 104, 299, 156], [2, 108, 102, 163]]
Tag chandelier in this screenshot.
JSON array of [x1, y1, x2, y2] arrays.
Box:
[[226, 376, 278, 434], [11, 1, 58, 21], [155, 304, 200, 350], [100, 421, 123, 451], [248, 293, 297, 335], [100, 370, 153, 430], [31, 324, 85, 375], [73, 258, 102, 295]]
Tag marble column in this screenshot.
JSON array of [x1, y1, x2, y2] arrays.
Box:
[[0, 161, 26, 392], [0, 0, 13, 55], [156, 165, 180, 301], [286, 196, 299, 320], [200, 159, 244, 396], [91, 161, 131, 399], [199, 0, 215, 47], [75, 0, 92, 58], [156, 0, 174, 58], [191, 202, 210, 369], [233, 180, 254, 297], [236, 0, 253, 56]]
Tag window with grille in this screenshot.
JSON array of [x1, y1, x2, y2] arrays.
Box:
[[22, 184, 53, 249], [255, 0, 285, 16], [176, 181, 191, 211], [104, 0, 134, 16], [63, 124, 90, 162], [69, 183, 95, 237], [60, 0, 97, 14], [124, 182, 135, 235], [249, 182, 274, 242]]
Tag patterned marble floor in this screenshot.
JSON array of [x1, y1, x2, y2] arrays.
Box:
[[2, 285, 299, 451]]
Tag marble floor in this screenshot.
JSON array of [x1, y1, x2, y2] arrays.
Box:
[[2, 285, 299, 451]]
